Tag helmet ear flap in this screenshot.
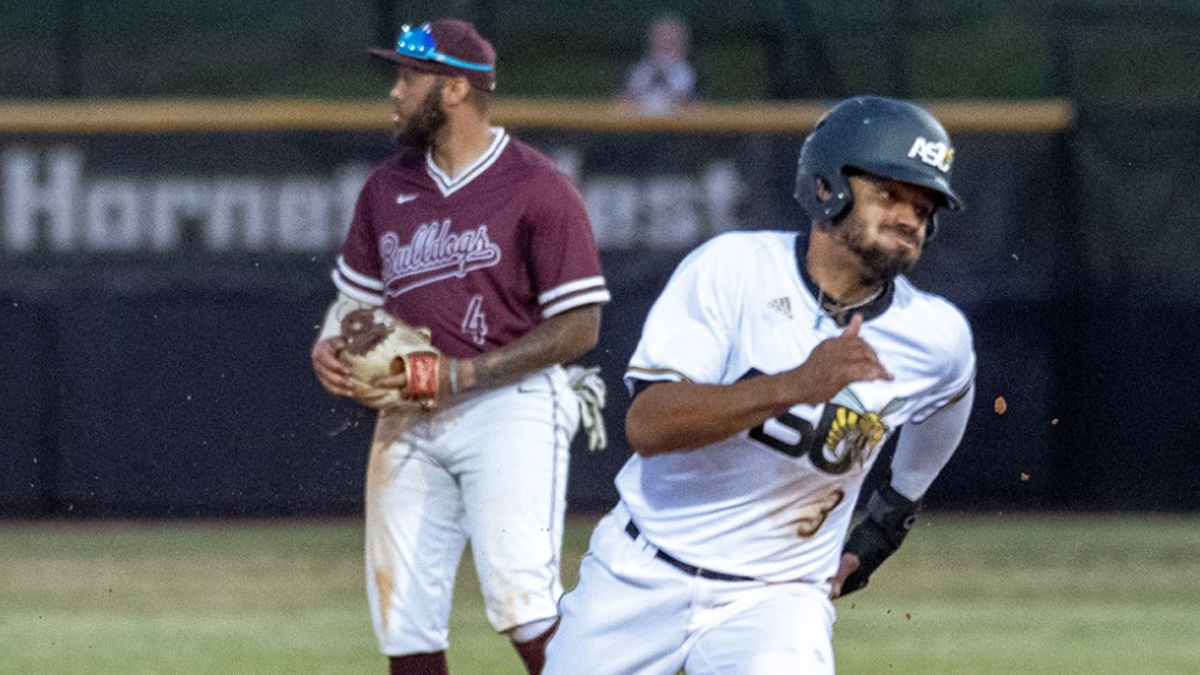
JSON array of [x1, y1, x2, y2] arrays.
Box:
[[794, 170, 853, 227]]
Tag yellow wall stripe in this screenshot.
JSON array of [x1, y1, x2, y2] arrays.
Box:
[[0, 99, 1073, 135]]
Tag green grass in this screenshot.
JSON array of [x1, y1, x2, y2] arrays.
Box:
[[835, 515, 1200, 674], [1, 514, 1198, 674]]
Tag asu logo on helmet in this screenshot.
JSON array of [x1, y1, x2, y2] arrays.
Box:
[[908, 136, 954, 173]]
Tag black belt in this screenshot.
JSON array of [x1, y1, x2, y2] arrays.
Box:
[[624, 520, 755, 582]]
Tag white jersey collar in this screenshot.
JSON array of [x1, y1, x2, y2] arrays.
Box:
[[425, 127, 510, 198]]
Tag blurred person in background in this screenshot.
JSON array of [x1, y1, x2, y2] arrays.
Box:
[[618, 13, 698, 116]]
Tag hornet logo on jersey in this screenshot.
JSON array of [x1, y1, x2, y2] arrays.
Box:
[[819, 389, 907, 471], [908, 136, 954, 173]]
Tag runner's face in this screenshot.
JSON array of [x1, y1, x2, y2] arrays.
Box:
[[835, 173, 937, 283]]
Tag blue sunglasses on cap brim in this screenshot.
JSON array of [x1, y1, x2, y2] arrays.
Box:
[[395, 23, 493, 72]]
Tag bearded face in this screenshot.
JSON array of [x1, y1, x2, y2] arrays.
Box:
[[392, 74, 448, 146], [831, 174, 935, 285], [834, 210, 923, 284]]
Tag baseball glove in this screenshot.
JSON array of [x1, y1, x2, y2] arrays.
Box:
[[338, 308, 441, 411]]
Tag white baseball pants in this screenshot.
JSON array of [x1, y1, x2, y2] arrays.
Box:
[[364, 366, 579, 656], [545, 505, 837, 675]]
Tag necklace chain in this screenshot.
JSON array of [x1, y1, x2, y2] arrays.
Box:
[[814, 284, 884, 328]]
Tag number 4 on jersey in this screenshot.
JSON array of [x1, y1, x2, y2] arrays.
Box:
[[461, 294, 489, 345]]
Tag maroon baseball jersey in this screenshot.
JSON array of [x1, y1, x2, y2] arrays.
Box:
[[332, 128, 609, 358]]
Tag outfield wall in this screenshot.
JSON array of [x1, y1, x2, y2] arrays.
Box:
[[2, 99, 1196, 516]]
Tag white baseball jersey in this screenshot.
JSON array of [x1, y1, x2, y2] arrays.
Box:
[[619, 230, 975, 584]]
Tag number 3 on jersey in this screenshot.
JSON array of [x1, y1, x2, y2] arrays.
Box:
[[461, 295, 489, 345]]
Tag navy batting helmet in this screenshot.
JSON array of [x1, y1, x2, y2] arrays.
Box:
[[794, 96, 963, 237]]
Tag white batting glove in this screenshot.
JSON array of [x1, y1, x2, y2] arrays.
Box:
[[566, 365, 607, 451]]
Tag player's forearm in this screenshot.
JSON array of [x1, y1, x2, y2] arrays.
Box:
[[889, 383, 975, 499], [625, 375, 799, 457], [458, 305, 601, 391]]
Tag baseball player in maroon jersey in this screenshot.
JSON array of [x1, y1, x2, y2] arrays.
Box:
[[309, 18, 609, 675]]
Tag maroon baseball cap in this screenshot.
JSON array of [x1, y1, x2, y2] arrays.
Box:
[[369, 19, 497, 92]]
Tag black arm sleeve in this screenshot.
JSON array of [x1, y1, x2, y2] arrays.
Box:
[[840, 482, 921, 595]]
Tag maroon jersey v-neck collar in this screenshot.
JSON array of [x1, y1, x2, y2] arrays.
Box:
[[424, 127, 511, 198]]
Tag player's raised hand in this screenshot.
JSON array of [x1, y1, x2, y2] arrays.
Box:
[[841, 312, 863, 338], [311, 336, 357, 397], [783, 313, 892, 404]]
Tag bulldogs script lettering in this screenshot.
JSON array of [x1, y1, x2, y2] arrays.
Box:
[[379, 219, 502, 296]]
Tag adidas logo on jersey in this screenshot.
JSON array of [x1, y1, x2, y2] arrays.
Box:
[[768, 296, 793, 320]]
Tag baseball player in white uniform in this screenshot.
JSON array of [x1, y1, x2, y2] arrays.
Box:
[[544, 97, 976, 675], [310, 19, 608, 675]]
